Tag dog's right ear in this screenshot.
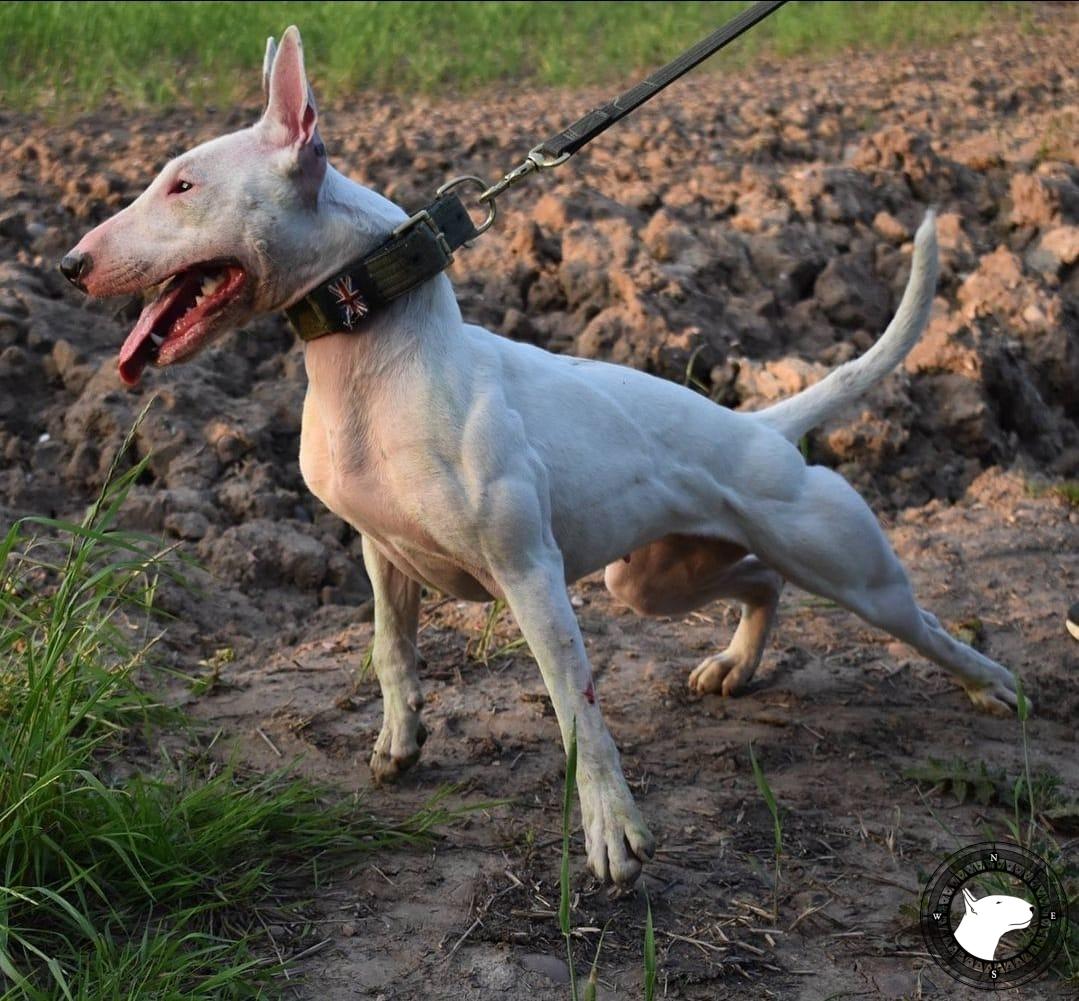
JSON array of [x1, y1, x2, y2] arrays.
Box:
[[261, 25, 319, 149], [262, 36, 278, 107]]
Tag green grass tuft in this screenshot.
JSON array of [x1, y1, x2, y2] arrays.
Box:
[[0, 2, 1022, 114], [1053, 481, 1079, 507], [1025, 478, 1079, 508], [468, 598, 527, 666], [0, 421, 452, 998]]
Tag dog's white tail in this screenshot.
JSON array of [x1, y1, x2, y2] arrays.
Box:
[[757, 211, 939, 442]]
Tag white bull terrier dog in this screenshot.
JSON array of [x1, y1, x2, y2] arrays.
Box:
[[954, 887, 1034, 961], [63, 27, 1021, 886]]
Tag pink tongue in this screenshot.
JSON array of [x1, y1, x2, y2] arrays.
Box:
[[118, 312, 157, 387], [117, 282, 185, 386]]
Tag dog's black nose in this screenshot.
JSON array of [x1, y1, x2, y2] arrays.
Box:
[[59, 251, 92, 289]]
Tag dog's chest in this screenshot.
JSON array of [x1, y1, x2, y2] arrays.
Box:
[[299, 406, 496, 602]]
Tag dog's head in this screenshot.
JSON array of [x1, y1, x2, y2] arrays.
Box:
[[61, 26, 334, 386], [962, 887, 1034, 935]]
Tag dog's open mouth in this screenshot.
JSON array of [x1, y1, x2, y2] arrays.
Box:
[[118, 262, 246, 386]]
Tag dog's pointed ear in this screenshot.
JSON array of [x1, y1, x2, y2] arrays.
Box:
[[262, 36, 278, 107], [261, 25, 319, 148], [963, 887, 979, 915]]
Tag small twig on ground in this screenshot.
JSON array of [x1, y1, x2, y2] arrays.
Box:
[[658, 929, 727, 955], [445, 916, 484, 964], [734, 899, 774, 921], [369, 864, 396, 886], [444, 882, 518, 965], [256, 727, 282, 757], [287, 938, 334, 963], [787, 900, 831, 933]]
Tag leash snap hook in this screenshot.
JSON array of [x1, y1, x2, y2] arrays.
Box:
[[436, 174, 497, 238], [478, 144, 572, 205]]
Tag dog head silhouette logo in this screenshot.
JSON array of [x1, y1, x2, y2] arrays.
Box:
[[953, 886, 1034, 961]]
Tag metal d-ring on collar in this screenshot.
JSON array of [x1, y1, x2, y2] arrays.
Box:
[[392, 174, 498, 253], [284, 0, 786, 342], [438, 175, 498, 236]]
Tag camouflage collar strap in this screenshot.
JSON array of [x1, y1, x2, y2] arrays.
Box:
[[285, 185, 482, 342]]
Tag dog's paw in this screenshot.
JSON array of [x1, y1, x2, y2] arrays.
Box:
[[370, 716, 428, 784], [580, 786, 655, 886], [964, 678, 1026, 717], [688, 648, 758, 696]]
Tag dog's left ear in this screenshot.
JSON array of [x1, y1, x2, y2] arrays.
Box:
[[261, 25, 320, 150], [262, 36, 278, 105]]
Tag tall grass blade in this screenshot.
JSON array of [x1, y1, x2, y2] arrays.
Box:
[[749, 742, 783, 919], [644, 894, 656, 1001], [1014, 675, 1036, 847], [560, 718, 579, 1001], [584, 919, 610, 1001]]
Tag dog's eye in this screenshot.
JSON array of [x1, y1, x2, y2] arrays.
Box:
[[171, 179, 193, 195]]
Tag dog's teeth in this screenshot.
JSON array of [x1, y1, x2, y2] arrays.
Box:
[[200, 274, 224, 296], [150, 332, 164, 347], [194, 293, 205, 307]]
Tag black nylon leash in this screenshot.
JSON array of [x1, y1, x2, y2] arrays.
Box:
[[537, 0, 788, 162], [286, 0, 787, 342]]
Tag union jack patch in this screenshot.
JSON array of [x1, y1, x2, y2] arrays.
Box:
[[328, 275, 369, 329]]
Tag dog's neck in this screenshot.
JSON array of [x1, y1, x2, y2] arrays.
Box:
[[302, 165, 407, 274], [300, 165, 463, 437]]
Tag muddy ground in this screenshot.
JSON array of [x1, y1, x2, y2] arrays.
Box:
[[1, 5, 1078, 999]]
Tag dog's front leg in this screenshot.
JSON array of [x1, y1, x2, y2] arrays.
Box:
[[361, 536, 427, 783], [496, 555, 656, 885]]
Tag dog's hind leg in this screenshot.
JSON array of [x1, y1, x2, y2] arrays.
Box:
[[687, 557, 783, 696], [742, 464, 1020, 714], [362, 536, 428, 783], [605, 536, 784, 696]]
